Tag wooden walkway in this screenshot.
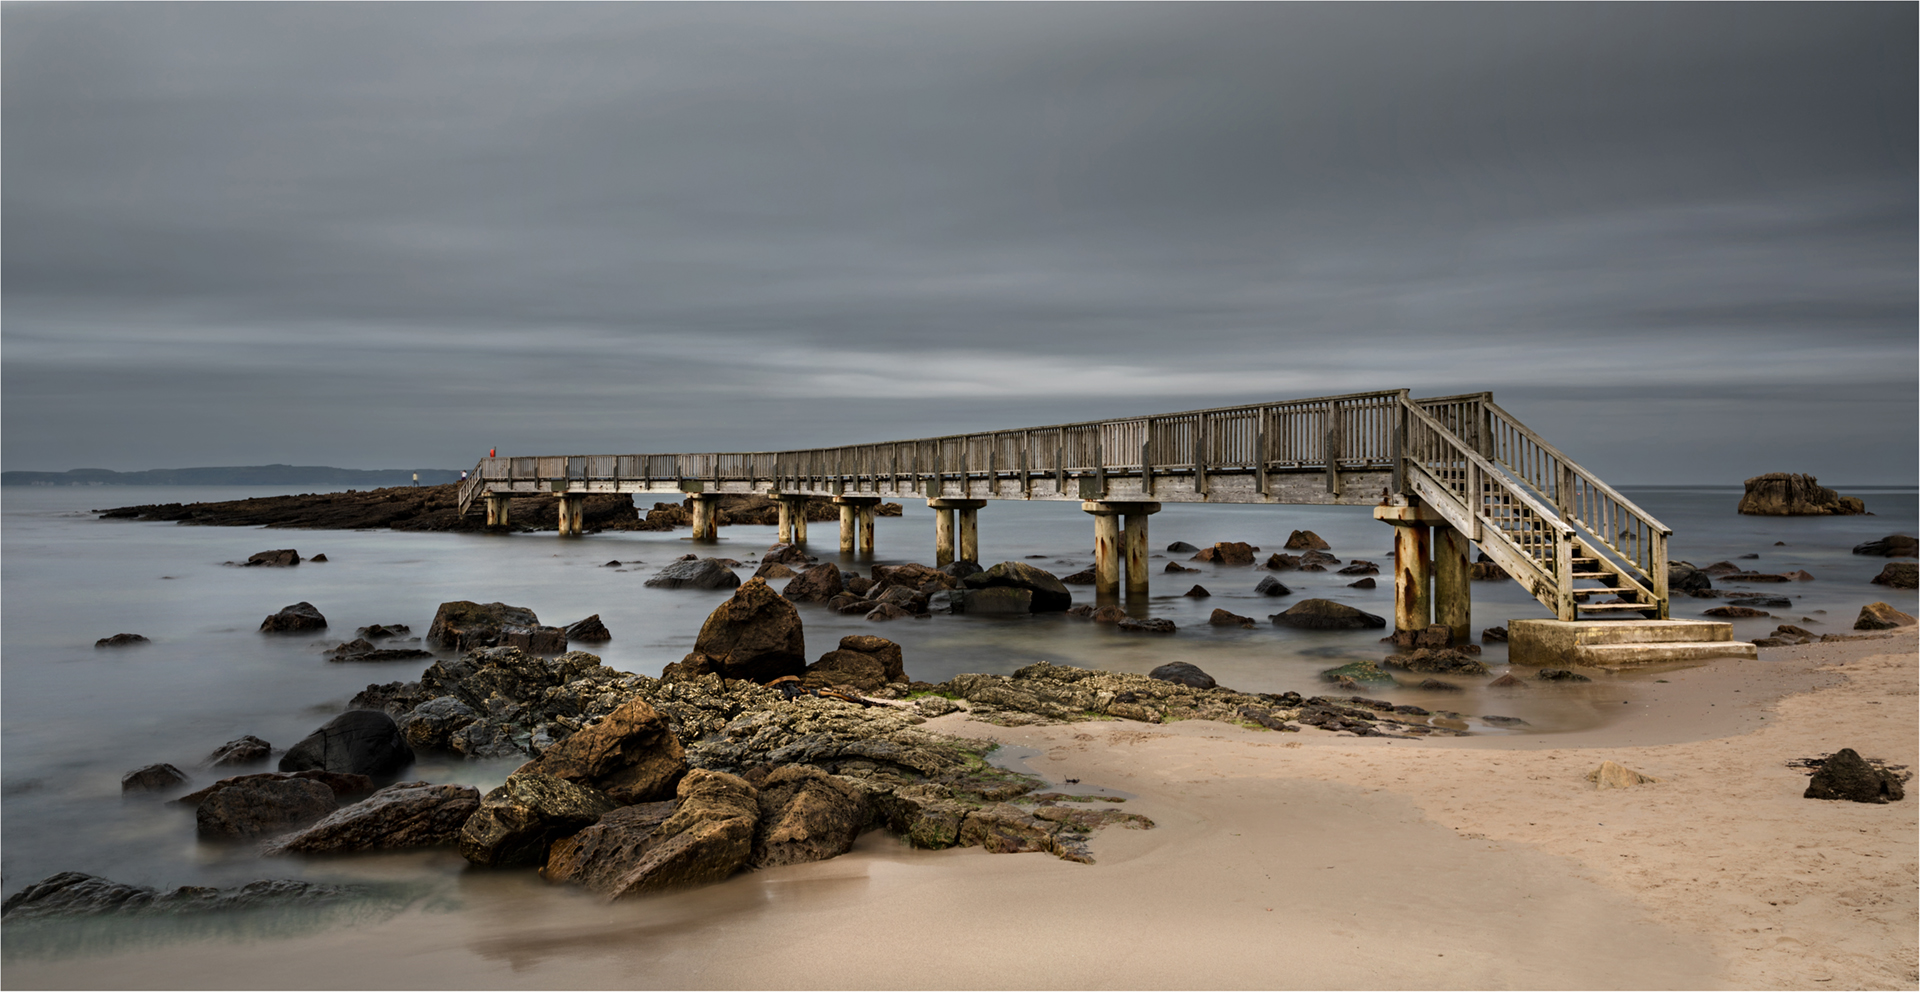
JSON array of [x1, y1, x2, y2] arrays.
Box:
[[457, 389, 1674, 627]]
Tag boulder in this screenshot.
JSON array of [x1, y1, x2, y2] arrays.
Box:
[[761, 544, 815, 566], [1166, 541, 1199, 553], [1728, 597, 1792, 609], [1182, 584, 1211, 597], [1482, 626, 1509, 642], [1854, 602, 1917, 630], [782, 563, 844, 603], [1852, 535, 1919, 558], [517, 696, 687, 804], [260, 602, 327, 633], [1208, 608, 1255, 628], [0, 873, 359, 923], [1163, 561, 1199, 573], [395, 696, 481, 751], [1148, 662, 1216, 690], [266, 783, 482, 855], [356, 623, 410, 640], [196, 777, 338, 839], [940, 560, 985, 580], [244, 549, 300, 567], [670, 578, 807, 683], [1388, 625, 1453, 650], [205, 736, 273, 768], [1348, 577, 1377, 589], [1264, 553, 1301, 571], [871, 563, 953, 590], [308, 554, 328, 562], [1803, 748, 1906, 803], [1060, 567, 1098, 584], [755, 561, 798, 580], [1300, 550, 1341, 567], [122, 764, 189, 793], [644, 558, 743, 591], [1487, 674, 1528, 688], [1271, 599, 1387, 630], [961, 587, 1034, 615], [1385, 649, 1488, 676], [749, 765, 870, 869], [563, 615, 612, 643], [425, 601, 541, 651], [1704, 606, 1770, 618], [1871, 563, 1917, 590], [1190, 542, 1256, 565], [278, 711, 415, 779], [1117, 617, 1176, 633], [1088, 605, 1128, 623], [1538, 669, 1591, 682], [94, 633, 149, 648], [1736, 473, 1865, 516], [1253, 576, 1291, 597], [1319, 660, 1393, 684], [1699, 561, 1744, 576], [1337, 560, 1379, 576], [961, 562, 1072, 612], [176, 770, 373, 807], [543, 769, 758, 898], [845, 575, 874, 596], [803, 635, 907, 691], [458, 772, 621, 867], [865, 603, 913, 622], [1284, 530, 1330, 551], [1588, 761, 1660, 789]]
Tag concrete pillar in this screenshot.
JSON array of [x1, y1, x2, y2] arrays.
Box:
[[690, 495, 719, 542], [1091, 511, 1121, 594], [777, 500, 795, 544], [570, 494, 587, 535], [556, 494, 572, 535], [927, 499, 986, 567], [1434, 523, 1472, 644], [933, 505, 955, 567], [1123, 511, 1151, 595], [839, 503, 856, 554], [858, 506, 876, 555], [1373, 504, 1444, 635], [958, 506, 979, 564], [486, 495, 510, 528], [836, 497, 882, 557], [1083, 501, 1160, 596], [794, 507, 808, 545]]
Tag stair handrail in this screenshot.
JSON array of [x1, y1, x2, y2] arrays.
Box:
[[456, 460, 489, 515]]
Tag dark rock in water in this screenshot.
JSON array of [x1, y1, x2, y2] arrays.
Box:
[[804, 635, 906, 691], [1668, 563, 1713, 594], [748, 765, 868, 869], [1284, 530, 1330, 551], [426, 601, 540, 651], [1481, 715, 1530, 727], [308, 554, 328, 562], [1148, 662, 1216, 690], [94, 633, 149, 648], [1486, 674, 1528, 688], [1704, 606, 1770, 618], [1166, 541, 1199, 553], [1182, 584, 1211, 598], [1065, 604, 1095, 617], [1388, 625, 1454, 650], [1537, 669, 1591, 682], [1300, 550, 1341, 567], [1803, 748, 1906, 803], [279, 711, 415, 779], [1061, 567, 1098, 584], [1208, 608, 1255, 628], [244, 549, 301, 567], [1264, 553, 1300, 571], [1271, 599, 1386, 630], [1418, 679, 1461, 692], [1163, 561, 1199, 573], [961, 561, 1072, 612], [122, 763, 189, 793], [563, 614, 612, 643], [1470, 561, 1508, 580], [1348, 577, 1376, 589], [1871, 563, 1918, 589], [828, 593, 874, 614], [1385, 648, 1488, 676], [1117, 617, 1176, 633], [351, 680, 429, 718], [517, 696, 687, 804], [1855, 602, 1917, 630], [865, 603, 914, 622], [1737, 473, 1865, 516], [396, 697, 481, 751], [266, 782, 481, 855], [1319, 660, 1393, 684], [196, 777, 338, 839], [205, 736, 273, 768], [844, 575, 873, 596], [260, 602, 327, 633], [664, 578, 806, 683], [1699, 561, 1744, 576], [761, 544, 815, 566], [940, 560, 984, 580], [328, 638, 376, 657], [176, 770, 373, 806], [603, 560, 623, 567], [459, 772, 621, 867], [962, 587, 1033, 615], [1723, 571, 1792, 583], [756, 561, 798, 580], [644, 558, 742, 591], [1852, 535, 1918, 558], [1482, 626, 1509, 642], [1727, 597, 1792, 608], [1337, 560, 1379, 576], [355, 623, 411, 640], [1738, 553, 1760, 559], [1190, 542, 1256, 565], [328, 643, 434, 664], [782, 562, 844, 603], [0, 872, 361, 923], [545, 769, 758, 898], [1083, 605, 1125, 623], [499, 625, 567, 656], [1254, 576, 1291, 597]]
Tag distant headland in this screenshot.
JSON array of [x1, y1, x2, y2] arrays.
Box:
[[1, 465, 461, 487]]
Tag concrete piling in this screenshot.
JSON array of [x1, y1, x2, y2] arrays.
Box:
[[1374, 503, 1443, 634], [1434, 523, 1472, 644]]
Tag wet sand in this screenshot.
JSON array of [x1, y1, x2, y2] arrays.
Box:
[[8, 629, 1915, 990]]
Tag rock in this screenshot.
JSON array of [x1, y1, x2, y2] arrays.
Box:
[[260, 602, 327, 633], [782, 562, 844, 603], [755, 561, 798, 580], [672, 578, 806, 683], [1588, 761, 1660, 789], [308, 554, 328, 562], [804, 635, 907, 691], [1060, 567, 1098, 584], [865, 603, 914, 622], [563, 615, 612, 643], [871, 563, 953, 590], [1385, 648, 1488, 676], [426, 601, 541, 651], [1871, 563, 1918, 589], [956, 586, 1031, 615], [1264, 553, 1301, 571], [196, 777, 338, 839], [1786, 570, 1816, 582], [266, 783, 482, 855], [1190, 542, 1256, 565], [355, 623, 410, 640], [1162, 561, 1198, 574], [1854, 602, 1917, 630], [1667, 563, 1713, 594], [762, 544, 815, 566], [1486, 674, 1528, 688], [278, 711, 415, 779], [0, 872, 362, 923], [1704, 606, 1770, 618], [1418, 679, 1461, 691], [1727, 597, 1792, 608], [1347, 577, 1376, 589], [395, 696, 480, 751], [1337, 560, 1379, 576], [1737, 473, 1865, 516], [1699, 561, 1744, 576], [1088, 605, 1128, 623], [94, 633, 150, 648], [205, 736, 273, 768], [940, 560, 985, 580], [1117, 617, 1177, 633], [1182, 584, 1210, 598], [1208, 608, 1255, 628], [644, 558, 743, 591], [1283, 530, 1329, 551], [543, 769, 759, 898], [845, 575, 873, 596], [1271, 599, 1387, 630], [1253, 576, 1291, 597], [122, 763, 189, 793], [1387, 624, 1454, 650], [1319, 660, 1393, 684], [244, 549, 301, 567], [1481, 626, 1509, 642], [749, 765, 869, 869], [960, 561, 1072, 612], [1482, 715, 1530, 727], [1148, 662, 1216, 689], [1803, 748, 1906, 803], [517, 695, 687, 804], [1723, 572, 1793, 583], [1166, 541, 1199, 553], [176, 770, 373, 806], [458, 772, 621, 867], [1852, 535, 1919, 558], [1537, 669, 1591, 682]]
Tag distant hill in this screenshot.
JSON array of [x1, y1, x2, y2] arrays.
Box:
[[1, 465, 463, 487]]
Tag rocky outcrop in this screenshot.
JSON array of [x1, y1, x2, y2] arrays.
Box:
[[278, 711, 415, 779], [516, 696, 687, 804], [1384, 649, 1489, 676], [326, 639, 434, 663], [99, 484, 640, 533], [205, 736, 273, 768], [543, 769, 759, 898], [960, 587, 1033, 614], [1283, 530, 1330, 551], [644, 559, 743, 591], [1148, 662, 1216, 689], [196, 777, 338, 840], [122, 764, 188, 793], [1803, 749, 1906, 803], [1871, 563, 1918, 589], [1854, 602, 1917, 630], [426, 601, 540, 651], [1736, 473, 1866, 516], [94, 633, 149, 648], [1208, 608, 1255, 628], [260, 602, 327, 633], [1668, 562, 1713, 595], [266, 783, 481, 855], [748, 765, 869, 869], [458, 772, 621, 867], [803, 636, 907, 691], [396, 697, 481, 751], [664, 578, 806, 683], [0, 873, 363, 923], [782, 563, 843, 603], [1190, 542, 1256, 565], [176, 770, 373, 807], [1269, 599, 1386, 630], [1852, 535, 1918, 558], [1117, 617, 1176, 633], [564, 615, 612, 642], [1253, 576, 1290, 597], [960, 561, 1072, 612], [244, 549, 300, 567]]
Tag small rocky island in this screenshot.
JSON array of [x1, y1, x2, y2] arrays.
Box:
[[1737, 473, 1866, 516]]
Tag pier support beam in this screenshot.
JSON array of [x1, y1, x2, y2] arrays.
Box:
[[927, 498, 987, 567], [1374, 503, 1444, 635], [485, 495, 511, 529], [690, 495, 720, 542], [834, 496, 882, 556], [773, 495, 815, 546], [859, 505, 876, 555], [556, 493, 586, 536], [1082, 501, 1161, 596], [1433, 523, 1472, 644]]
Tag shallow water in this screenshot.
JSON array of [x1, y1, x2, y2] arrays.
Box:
[[2, 483, 1912, 909]]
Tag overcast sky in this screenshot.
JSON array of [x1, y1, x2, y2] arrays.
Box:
[[4, 3, 1914, 483]]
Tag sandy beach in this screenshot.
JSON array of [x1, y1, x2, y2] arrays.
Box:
[[9, 627, 1913, 991]]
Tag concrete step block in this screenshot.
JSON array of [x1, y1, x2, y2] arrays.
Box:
[[1508, 618, 1738, 665], [1572, 640, 1760, 669]]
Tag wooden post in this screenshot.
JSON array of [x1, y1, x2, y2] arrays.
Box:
[[958, 506, 979, 564], [839, 502, 856, 553], [933, 504, 954, 567], [1374, 504, 1441, 635], [1090, 508, 1121, 595], [859, 505, 876, 555], [794, 504, 808, 545], [1123, 510, 1151, 595], [1434, 523, 1471, 644], [777, 499, 794, 544]]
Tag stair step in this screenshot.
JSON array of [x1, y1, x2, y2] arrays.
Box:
[[1577, 603, 1657, 612], [1571, 640, 1759, 669]]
